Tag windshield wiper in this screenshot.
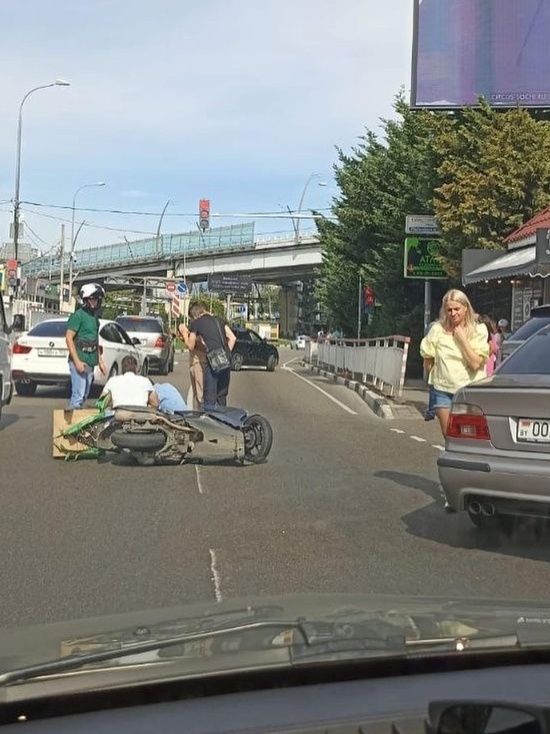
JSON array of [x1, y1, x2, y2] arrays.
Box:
[[0, 615, 413, 687]]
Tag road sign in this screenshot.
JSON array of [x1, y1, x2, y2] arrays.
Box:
[[177, 281, 188, 294], [404, 238, 446, 279], [166, 281, 176, 293], [208, 273, 252, 294], [405, 215, 441, 236]]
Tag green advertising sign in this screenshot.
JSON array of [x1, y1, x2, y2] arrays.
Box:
[[404, 238, 446, 279]]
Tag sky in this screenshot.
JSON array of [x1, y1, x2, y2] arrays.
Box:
[[0, 0, 414, 256]]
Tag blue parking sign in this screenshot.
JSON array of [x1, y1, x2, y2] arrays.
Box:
[[177, 282, 188, 295]]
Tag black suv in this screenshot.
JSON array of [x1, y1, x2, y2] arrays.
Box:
[[115, 316, 174, 375], [231, 327, 279, 371]]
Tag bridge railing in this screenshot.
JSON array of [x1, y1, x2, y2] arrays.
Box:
[[22, 223, 256, 278], [305, 336, 410, 400]]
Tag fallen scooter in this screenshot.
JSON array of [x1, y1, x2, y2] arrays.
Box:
[[56, 405, 273, 466]]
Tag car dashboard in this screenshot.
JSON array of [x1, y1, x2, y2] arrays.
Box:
[[2, 652, 550, 733]]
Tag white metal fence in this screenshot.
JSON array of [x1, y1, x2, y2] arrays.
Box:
[[305, 336, 410, 400]]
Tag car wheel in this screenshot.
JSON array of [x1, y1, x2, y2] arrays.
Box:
[[243, 414, 273, 463], [141, 358, 149, 377], [266, 354, 277, 372], [168, 352, 175, 372], [15, 380, 37, 397], [158, 357, 169, 376], [231, 353, 244, 371]]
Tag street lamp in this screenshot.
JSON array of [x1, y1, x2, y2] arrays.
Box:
[[295, 174, 327, 244], [13, 79, 70, 264], [68, 182, 106, 301]]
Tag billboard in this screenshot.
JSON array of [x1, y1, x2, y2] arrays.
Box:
[[412, 0, 550, 108]]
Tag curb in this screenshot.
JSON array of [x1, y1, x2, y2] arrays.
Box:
[[302, 362, 395, 419]]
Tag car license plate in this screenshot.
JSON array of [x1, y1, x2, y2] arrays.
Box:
[[37, 348, 67, 357], [517, 419, 550, 443]]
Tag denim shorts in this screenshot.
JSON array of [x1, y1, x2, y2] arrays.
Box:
[[431, 387, 454, 409]]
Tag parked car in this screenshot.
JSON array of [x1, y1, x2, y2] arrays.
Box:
[[230, 327, 279, 371], [291, 334, 310, 350], [499, 305, 550, 362], [11, 317, 147, 397], [0, 298, 13, 417], [438, 323, 550, 532], [115, 316, 174, 375]]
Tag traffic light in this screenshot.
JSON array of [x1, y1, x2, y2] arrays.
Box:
[[199, 199, 210, 231]]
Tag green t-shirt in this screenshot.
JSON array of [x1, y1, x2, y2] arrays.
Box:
[[66, 308, 100, 367]]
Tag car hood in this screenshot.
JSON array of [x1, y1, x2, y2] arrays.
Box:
[[1, 592, 549, 676]]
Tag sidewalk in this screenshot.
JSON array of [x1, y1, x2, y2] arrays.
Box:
[[391, 378, 430, 419]]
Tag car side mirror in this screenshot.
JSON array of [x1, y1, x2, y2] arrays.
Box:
[[428, 702, 544, 734], [11, 314, 25, 332], [132, 337, 141, 345]]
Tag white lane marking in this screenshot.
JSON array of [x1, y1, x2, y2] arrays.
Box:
[[209, 548, 223, 602], [186, 385, 194, 410], [432, 444, 445, 451], [410, 435, 427, 443], [390, 428, 406, 434], [282, 360, 357, 415], [195, 465, 205, 494]]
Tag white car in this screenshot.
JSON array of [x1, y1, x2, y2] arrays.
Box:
[[11, 317, 148, 397], [291, 334, 310, 350]]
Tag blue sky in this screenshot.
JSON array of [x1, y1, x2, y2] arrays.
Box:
[[0, 0, 414, 255]]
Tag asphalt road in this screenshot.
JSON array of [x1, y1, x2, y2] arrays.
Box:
[[1, 349, 550, 628]]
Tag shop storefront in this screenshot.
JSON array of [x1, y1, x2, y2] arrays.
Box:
[[462, 207, 550, 331]]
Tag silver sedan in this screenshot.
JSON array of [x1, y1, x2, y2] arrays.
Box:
[[438, 324, 550, 531]]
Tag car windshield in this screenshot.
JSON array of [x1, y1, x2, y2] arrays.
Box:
[[507, 316, 550, 342], [4, 0, 550, 695], [498, 329, 550, 375], [115, 318, 163, 333], [28, 320, 68, 337]]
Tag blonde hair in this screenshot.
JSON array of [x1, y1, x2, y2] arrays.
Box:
[[438, 289, 478, 336]]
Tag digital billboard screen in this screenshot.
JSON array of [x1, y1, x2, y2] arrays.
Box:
[[412, 0, 550, 108]]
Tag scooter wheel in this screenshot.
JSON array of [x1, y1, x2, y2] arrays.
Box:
[[243, 414, 273, 464]]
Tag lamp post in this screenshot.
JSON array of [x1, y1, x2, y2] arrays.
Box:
[[13, 80, 70, 264], [294, 174, 326, 244], [68, 182, 105, 300]]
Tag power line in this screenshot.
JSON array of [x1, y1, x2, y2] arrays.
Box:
[[20, 200, 335, 219]]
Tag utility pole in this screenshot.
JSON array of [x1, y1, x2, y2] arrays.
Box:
[[357, 273, 362, 341], [58, 223, 65, 312]]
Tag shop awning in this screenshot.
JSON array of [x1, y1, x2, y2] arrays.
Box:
[[463, 245, 550, 284]]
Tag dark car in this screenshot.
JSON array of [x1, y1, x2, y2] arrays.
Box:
[[500, 305, 550, 362], [115, 316, 174, 375], [231, 327, 279, 371]]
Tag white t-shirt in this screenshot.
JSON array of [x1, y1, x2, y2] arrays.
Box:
[[102, 372, 154, 408]]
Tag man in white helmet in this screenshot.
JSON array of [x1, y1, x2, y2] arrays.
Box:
[[65, 283, 107, 409]]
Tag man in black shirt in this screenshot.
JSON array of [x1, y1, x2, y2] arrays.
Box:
[[178, 302, 236, 410]]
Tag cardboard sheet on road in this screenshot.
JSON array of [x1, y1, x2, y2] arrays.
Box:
[[52, 409, 100, 458]]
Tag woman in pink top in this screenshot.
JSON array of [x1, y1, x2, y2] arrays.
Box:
[[479, 315, 499, 376]]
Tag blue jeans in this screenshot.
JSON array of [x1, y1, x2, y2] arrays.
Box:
[[68, 361, 95, 408], [203, 364, 231, 411]]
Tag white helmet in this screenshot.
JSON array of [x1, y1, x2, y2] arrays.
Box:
[[80, 283, 105, 301]]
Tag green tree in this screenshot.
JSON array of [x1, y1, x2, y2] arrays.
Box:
[[316, 93, 440, 337], [431, 100, 550, 276]]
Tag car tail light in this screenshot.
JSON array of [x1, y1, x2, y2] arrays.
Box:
[[13, 343, 32, 354], [447, 404, 490, 440], [154, 336, 166, 348]]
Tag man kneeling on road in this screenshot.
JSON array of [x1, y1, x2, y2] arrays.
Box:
[[100, 355, 159, 409]]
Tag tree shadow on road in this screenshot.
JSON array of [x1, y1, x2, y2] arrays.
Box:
[[375, 470, 550, 564]]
